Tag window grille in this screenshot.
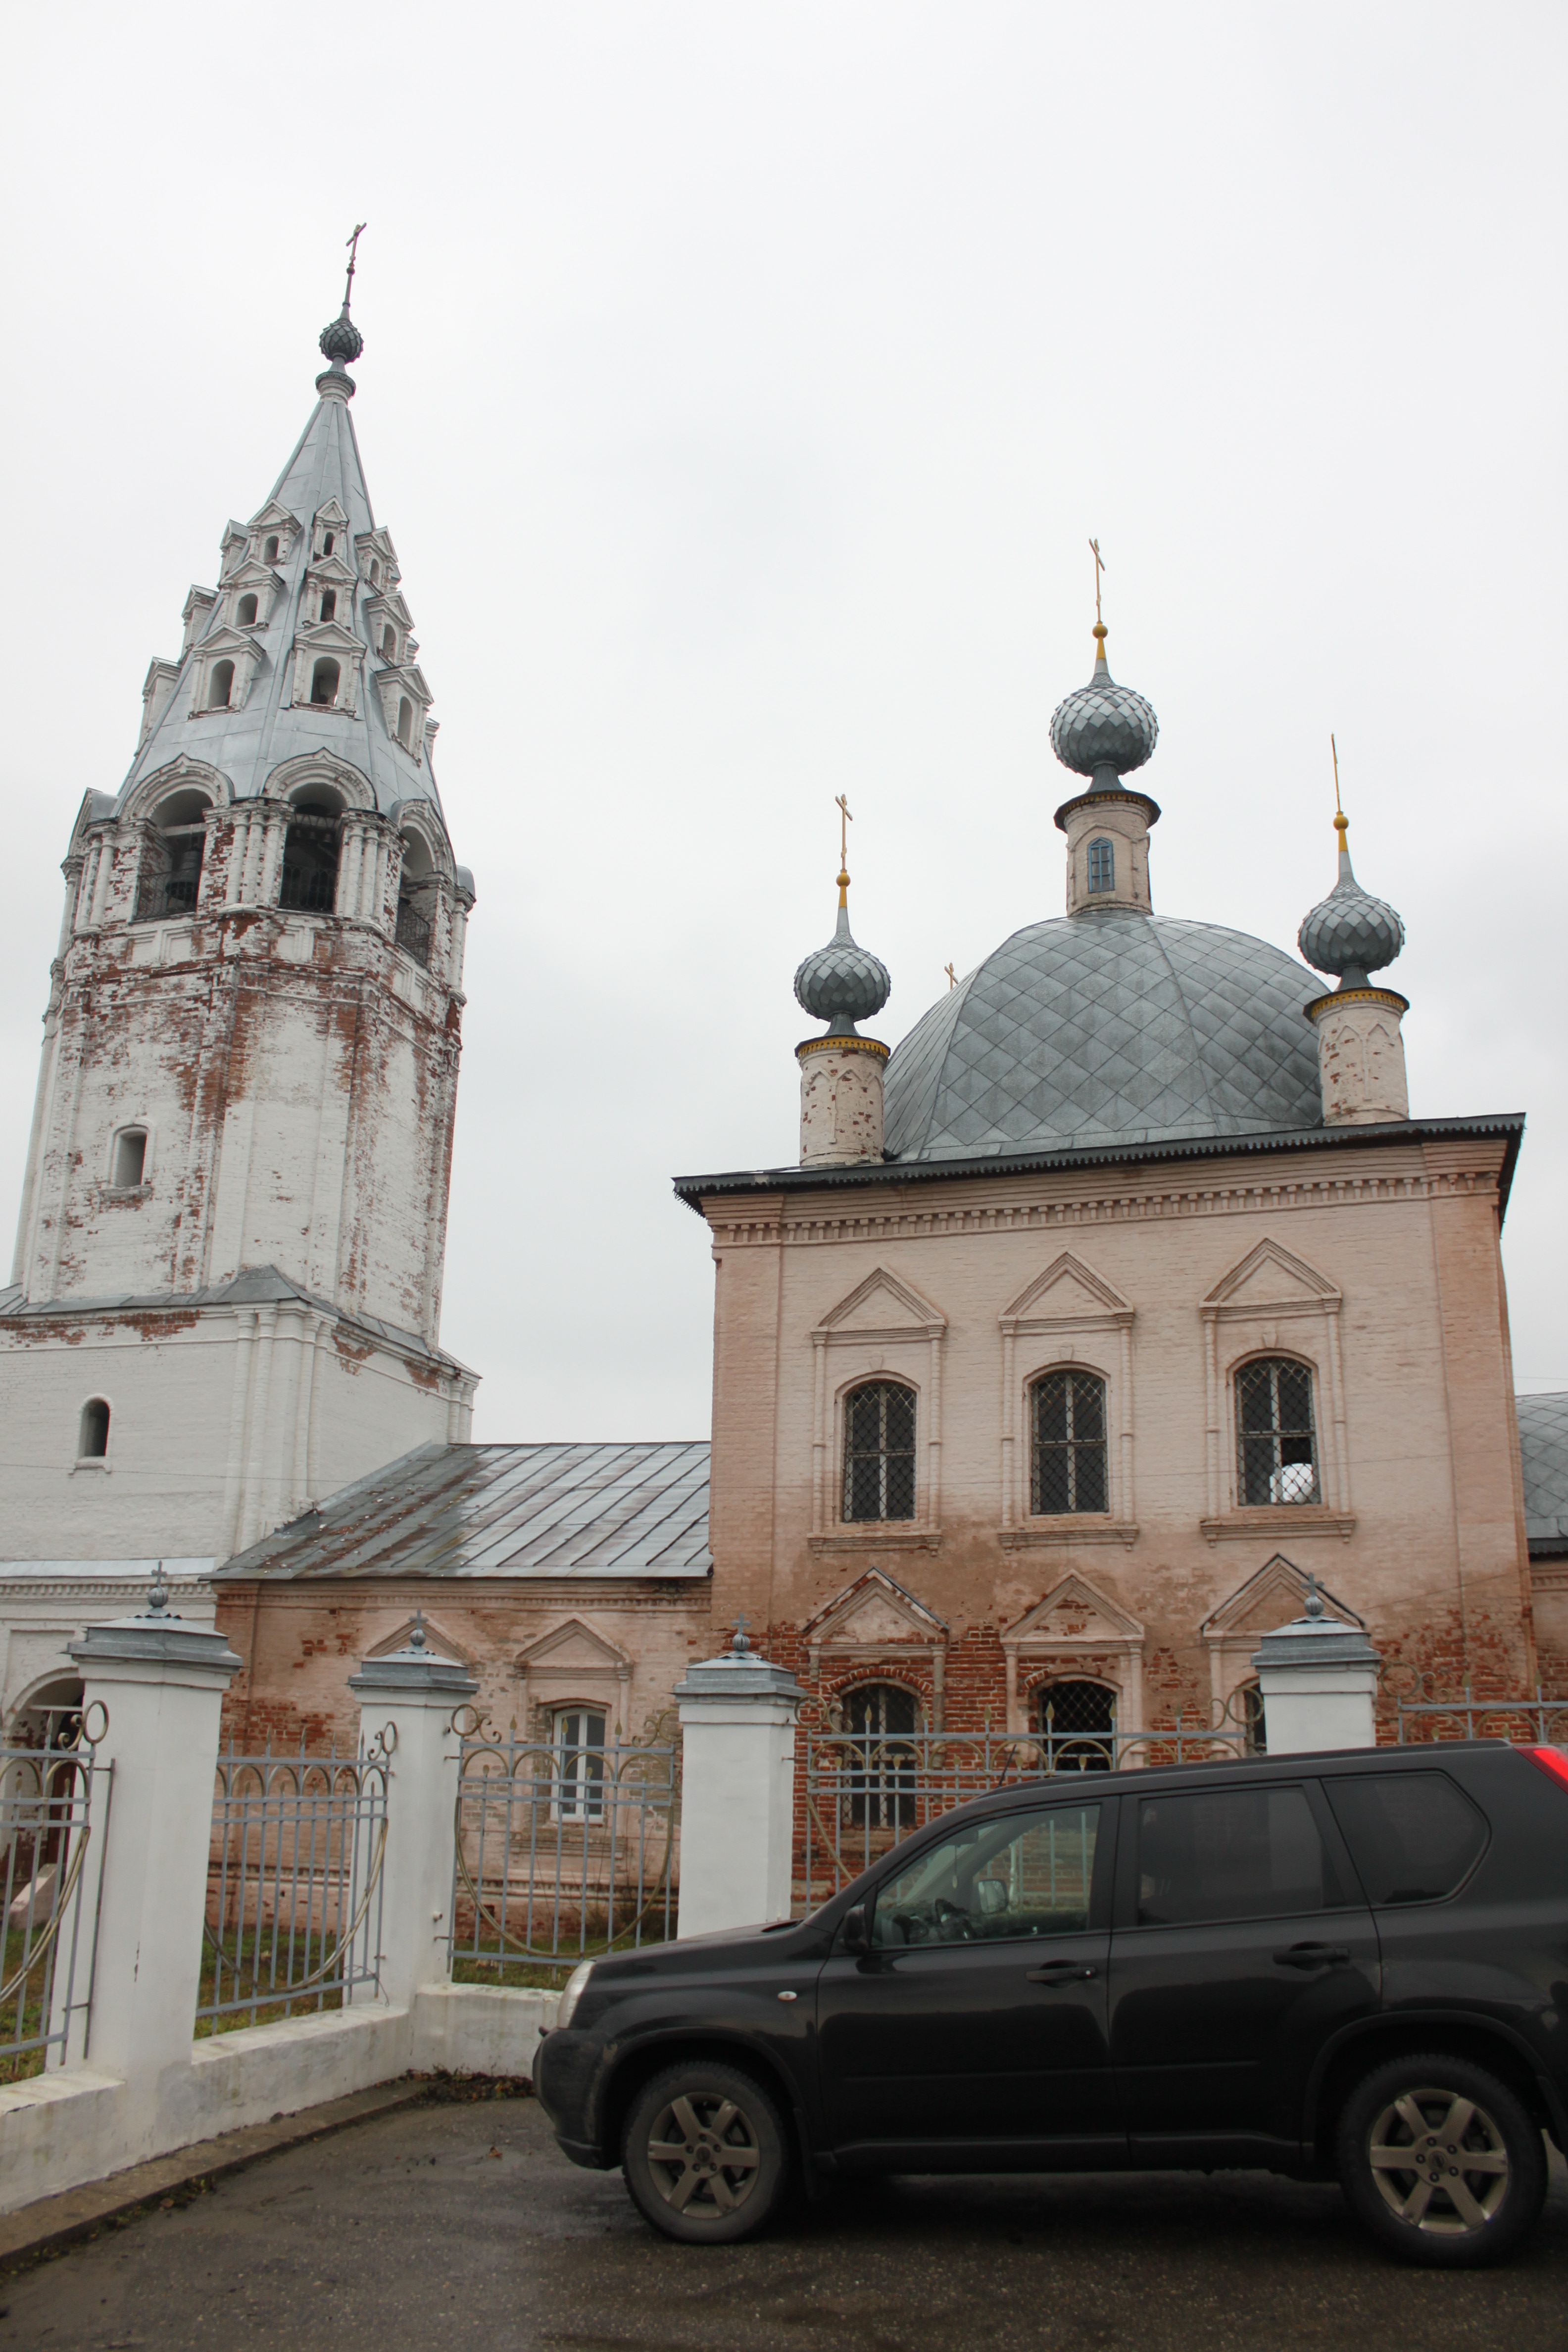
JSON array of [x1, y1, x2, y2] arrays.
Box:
[[280, 812, 342, 914], [1236, 1357, 1320, 1505], [1240, 1681, 1267, 1755], [1036, 1678, 1116, 1771], [134, 824, 205, 924], [1086, 836, 1115, 893], [840, 1683, 919, 1830], [1030, 1370, 1108, 1514], [394, 899, 433, 967], [842, 1381, 916, 1522]]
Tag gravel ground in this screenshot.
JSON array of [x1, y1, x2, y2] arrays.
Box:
[[3, 2093, 1566, 2352]]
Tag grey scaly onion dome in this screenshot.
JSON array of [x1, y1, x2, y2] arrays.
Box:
[[794, 873, 891, 1038], [1049, 623, 1159, 787], [318, 306, 364, 369], [1298, 815, 1405, 990]]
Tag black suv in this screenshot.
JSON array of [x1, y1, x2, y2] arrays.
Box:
[[535, 1742, 1568, 2264]]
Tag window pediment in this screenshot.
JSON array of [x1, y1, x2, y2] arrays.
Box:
[[802, 1566, 947, 1651], [1000, 1250, 1133, 1332], [813, 1265, 946, 1345], [1002, 1571, 1144, 1650], [516, 1617, 632, 1683], [365, 1615, 473, 1666], [1200, 1552, 1364, 1639], [1203, 1237, 1340, 1320]]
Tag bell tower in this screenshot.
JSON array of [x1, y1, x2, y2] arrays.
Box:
[[0, 270, 480, 1572]]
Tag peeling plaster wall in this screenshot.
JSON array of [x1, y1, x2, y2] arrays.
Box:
[[695, 1133, 1545, 1731]]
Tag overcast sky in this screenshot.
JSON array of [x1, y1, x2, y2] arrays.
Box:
[[1, 2, 1563, 1439]]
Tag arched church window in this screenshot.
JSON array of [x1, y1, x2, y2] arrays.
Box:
[[383, 626, 397, 661], [309, 657, 341, 707], [553, 1706, 606, 1822], [111, 1129, 147, 1189], [263, 535, 279, 563], [842, 1381, 916, 1522], [1030, 1370, 1108, 1515], [1087, 837, 1115, 893], [840, 1681, 919, 1830], [133, 788, 208, 923], [319, 589, 337, 624], [1037, 1677, 1116, 1771], [397, 696, 413, 749], [237, 592, 258, 627], [1236, 1357, 1320, 1505], [279, 801, 342, 915], [209, 658, 235, 710], [78, 1398, 110, 1460]]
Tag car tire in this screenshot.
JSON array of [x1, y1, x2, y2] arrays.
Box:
[[621, 2059, 790, 2245], [1336, 2050, 1547, 2268]]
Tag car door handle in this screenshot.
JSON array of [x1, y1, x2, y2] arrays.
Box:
[[1026, 1962, 1098, 1982], [1272, 1943, 1351, 1969]]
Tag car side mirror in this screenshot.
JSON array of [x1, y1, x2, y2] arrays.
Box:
[[843, 1904, 870, 1956]]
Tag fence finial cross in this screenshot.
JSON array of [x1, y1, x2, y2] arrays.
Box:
[[1303, 1572, 1323, 1619], [409, 1609, 428, 1652], [731, 1614, 751, 1655]]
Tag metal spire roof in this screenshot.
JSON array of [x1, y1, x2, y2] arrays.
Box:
[[118, 299, 445, 825]]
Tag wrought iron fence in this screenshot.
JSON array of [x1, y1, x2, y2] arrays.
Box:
[[1, 1720, 106, 2081], [1393, 1687, 1568, 1746], [451, 1724, 678, 1970], [198, 1736, 389, 2031], [801, 1710, 1254, 1902]]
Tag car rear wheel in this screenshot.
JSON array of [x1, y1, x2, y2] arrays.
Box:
[[621, 2060, 789, 2244], [1336, 2051, 1547, 2267]]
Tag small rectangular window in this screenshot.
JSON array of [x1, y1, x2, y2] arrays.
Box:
[[112, 1131, 147, 1188], [1323, 1772, 1488, 1905], [1135, 1785, 1344, 1925]]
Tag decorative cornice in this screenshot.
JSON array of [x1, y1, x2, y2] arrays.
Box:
[[1053, 787, 1161, 833], [704, 1163, 1506, 1250], [1199, 1509, 1357, 1545], [998, 1522, 1139, 1550], [807, 1528, 942, 1555], [1305, 985, 1410, 1025], [795, 1035, 890, 1062]]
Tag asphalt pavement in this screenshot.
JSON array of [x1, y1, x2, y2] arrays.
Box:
[[4, 2092, 1566, 2352]]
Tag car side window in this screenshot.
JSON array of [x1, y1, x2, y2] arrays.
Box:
[[1322, 1771, 1488, 1905], [1135, 1785, 1346, 1926], [871, 1804, 1100, 1948]]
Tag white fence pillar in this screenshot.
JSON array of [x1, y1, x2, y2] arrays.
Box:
[[65, 1581, 241, 2150], [347, 1620, 476, 2011], [675, 1637, 805, 1940], [1253, 1581, 1382, 1755]]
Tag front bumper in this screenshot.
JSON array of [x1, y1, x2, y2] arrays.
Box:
[[534, 2028, 613, 2166]]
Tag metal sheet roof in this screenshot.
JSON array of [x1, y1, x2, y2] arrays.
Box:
[[214, 1441, 712, 1582], [1519, 1392, 1568, 1557]]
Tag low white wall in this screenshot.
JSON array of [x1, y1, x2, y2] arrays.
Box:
[[413, 1983, 557, 2077], [0, 1985, 561, 2219]]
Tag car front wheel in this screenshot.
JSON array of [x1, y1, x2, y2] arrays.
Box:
[[1336, 2051, 1547, 2267], [621, 2060, 789, 2244]]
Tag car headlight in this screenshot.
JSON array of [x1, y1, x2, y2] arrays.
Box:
[[556, 1959, 595, 2029]]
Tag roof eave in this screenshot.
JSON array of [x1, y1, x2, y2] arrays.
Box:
[[673, 1115, 1528, 1222]]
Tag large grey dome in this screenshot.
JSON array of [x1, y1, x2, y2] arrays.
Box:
[[883, 913, 1323, 1161]]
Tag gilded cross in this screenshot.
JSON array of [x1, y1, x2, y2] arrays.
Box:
[[1330, 733, 1343, 815], [944, 962, 957, 990], [834, 793, 852, 869], [1089, 538, 1105, 627]]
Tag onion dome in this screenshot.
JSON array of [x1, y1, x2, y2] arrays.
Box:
[[1049, 624, 1159, 789], [1298, 815, 1405, 990], [794, 871, 891, 1038], [318, 307, 364, 369]]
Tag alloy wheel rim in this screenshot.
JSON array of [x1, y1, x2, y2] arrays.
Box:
[[1367, 2087, 1511, 2234], [646, 2092, 763, 2218]]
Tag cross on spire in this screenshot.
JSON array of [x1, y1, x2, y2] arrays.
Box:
[[1089, 537, 1105, 628], [344, 222, 368, 310]]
